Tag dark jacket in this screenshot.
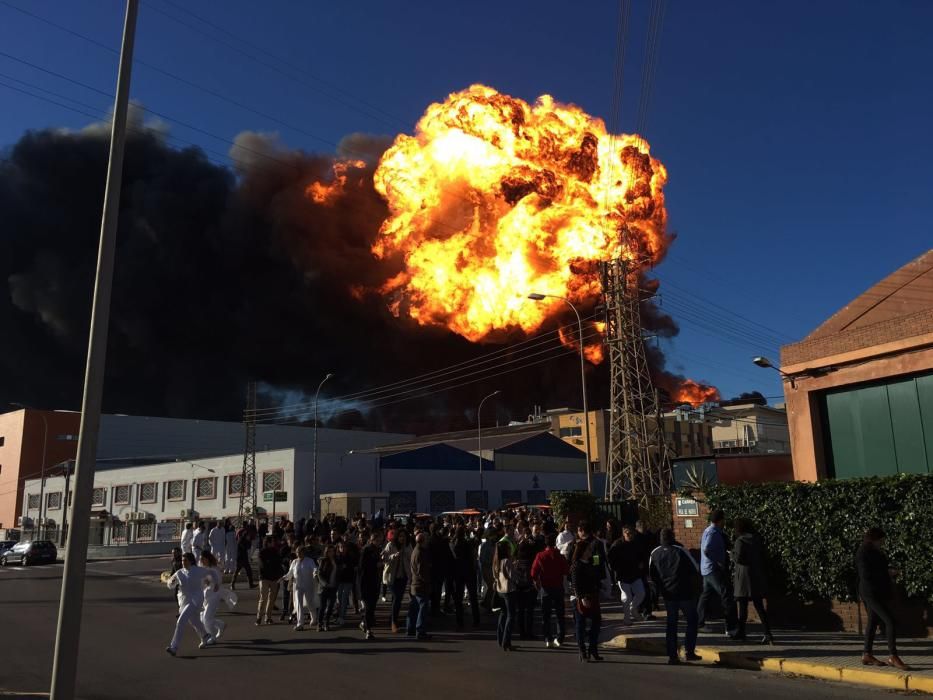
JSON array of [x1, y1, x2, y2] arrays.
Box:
[[359, 543, 382, 594], [608, 538, 644, 584], [649, 544, 700, 601], [450, 535, 477, 578], [856, 542, 892, 600], [335, 552, 356, 585], [258, 546, 283, 581], [570, 558, 601, 597], [732, 532, 767, 598], [411, 543, 432, 597]]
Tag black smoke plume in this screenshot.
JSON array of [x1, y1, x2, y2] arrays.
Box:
[[0, 115, 699, 432]]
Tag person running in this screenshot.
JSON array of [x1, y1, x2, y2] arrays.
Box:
[[359, 529, 385, 639], [283, 545, 318, 631], [608, 526, 646, 626], [199, 551, 227, 641], [180, 522, 194, 556], [451, 524, 480, 629], [256, 536, 282, 626], [570, 526, 604, 663], [532, 532, 570, 648], [406, 532, 432, 640], [168, 547, 184, 615], [697, 510, 738, 637], [857, 527, 909, 670], [650, 527, 702, 665], [316, 545, 339, 631], [493, 540, 517, 651], [731, 518, 773, 644], [165, 552, 217, 656], [382, 529, 413, 633]]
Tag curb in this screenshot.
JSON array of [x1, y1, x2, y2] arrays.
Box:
[[608, 634, 929, 694]]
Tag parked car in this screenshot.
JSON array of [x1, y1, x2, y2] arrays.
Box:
[[0, 540, 18, 555], [0, 540, 57, 566]]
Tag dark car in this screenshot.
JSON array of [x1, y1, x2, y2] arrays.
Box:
[[0, 540, 57, 566]]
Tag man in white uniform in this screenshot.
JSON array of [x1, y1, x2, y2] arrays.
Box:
[[180, 522, 194, 555], [165, 552, 218, 655], [192, 521, 206, 560], [208, 522, 225, 567]]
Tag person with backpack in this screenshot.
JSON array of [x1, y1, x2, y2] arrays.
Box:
[[514, 539, 537, 639], [493, 541, 517, 651]]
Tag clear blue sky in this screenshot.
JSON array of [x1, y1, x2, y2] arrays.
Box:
[[1, 0, 931, 404]]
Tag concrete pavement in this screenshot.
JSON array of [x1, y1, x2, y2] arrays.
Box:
[[0, 560, 912, 698]]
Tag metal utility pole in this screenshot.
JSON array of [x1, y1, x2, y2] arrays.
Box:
[[50, 3, 138, 698], [477, 390, 500, 504], [312, 372, 334, 519], [600, 256, 670, 503], [238, 382, 258, 526]]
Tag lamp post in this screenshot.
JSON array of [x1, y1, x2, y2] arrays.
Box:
[[11, 403, 49, 538], [752, 356, 796, 389], [477, 390, 501, 508], [528, 293, 593, 494], [312, 373, 334, 519]]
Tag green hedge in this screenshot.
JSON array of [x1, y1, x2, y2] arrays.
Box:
[[704, 474, 933, 603], [549, 490, 598, 526]]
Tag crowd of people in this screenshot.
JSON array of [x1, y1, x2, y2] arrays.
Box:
[[164, 508, 911, 671]]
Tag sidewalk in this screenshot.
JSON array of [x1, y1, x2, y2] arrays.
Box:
[[602, 609, 933, 694]]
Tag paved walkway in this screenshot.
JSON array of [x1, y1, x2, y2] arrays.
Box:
[[602, 609, 933, 694]]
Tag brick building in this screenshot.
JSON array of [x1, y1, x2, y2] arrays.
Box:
[[781, 249, 933, 480]]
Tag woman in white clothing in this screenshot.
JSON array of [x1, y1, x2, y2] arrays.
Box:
[[199, 551, 227, 641], [223, 519, 237, 574], [282, 545, 318, 631], [165, 552, 217, 656]]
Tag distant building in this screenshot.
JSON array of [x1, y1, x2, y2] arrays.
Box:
[[1, 407, 408, 533], [781, 249, 933, 480], [705, 403, 790, 454]]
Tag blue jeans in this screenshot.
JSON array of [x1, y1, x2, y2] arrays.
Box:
[[573, 605, 601, 653], [665, 599, 699, 659], [337, 582, 353, 621], [697, 569, 736, 632], [391, 576, 407, 625], [406, 594, 429, 636], [497, 591, 516, 648]]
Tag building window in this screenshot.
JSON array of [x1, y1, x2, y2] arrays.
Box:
[[501, 490, 522, 506], [0, 436, 4, 446], [47, 492, 62, 510], [388, 490, 417, 514], [262, 470, 283, 493], [137, 521, 155, 541], [228, 474, 244, 496], [167, 480, 185, 501], [527, 489, 546, 505], [92, 488, 106, 507], [28, 494, 41, 510], [139, 482, 157, 504], [465, 490, 488, 510], [114, 485, 130, 505], [559, 426, 583, 438], [111, 520, 126, 543], [429, 490, 455, 513], [196, 477, 216, 500]]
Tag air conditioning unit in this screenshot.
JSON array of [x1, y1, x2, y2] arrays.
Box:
[[180, 508, 199, 519]]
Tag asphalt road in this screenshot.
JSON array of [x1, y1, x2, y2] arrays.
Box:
[[0, 558, 892, 699]]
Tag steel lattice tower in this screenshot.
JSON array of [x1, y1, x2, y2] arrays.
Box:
[[237, 381, 258, 525], [601, 257, 671, 502]]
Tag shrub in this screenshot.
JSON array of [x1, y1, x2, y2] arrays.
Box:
[[549, 490, 598, 527], [705, 474, 933, 603]]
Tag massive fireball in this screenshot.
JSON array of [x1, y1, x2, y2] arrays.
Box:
[[371, 84, 669, 344]]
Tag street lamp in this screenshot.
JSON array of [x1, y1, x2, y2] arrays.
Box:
[[477, 390, 501, 507], [11, 403, 49, 538], [176, 459, 216, 515], [528, 293, 593, 494], [752, 356, 796, 388], [313, 372, 334, 520]]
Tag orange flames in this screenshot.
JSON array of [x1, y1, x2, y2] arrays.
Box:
[[306, 159, 366, 204], [369, 84, 668, 349], [671, 380, 721, 407]]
